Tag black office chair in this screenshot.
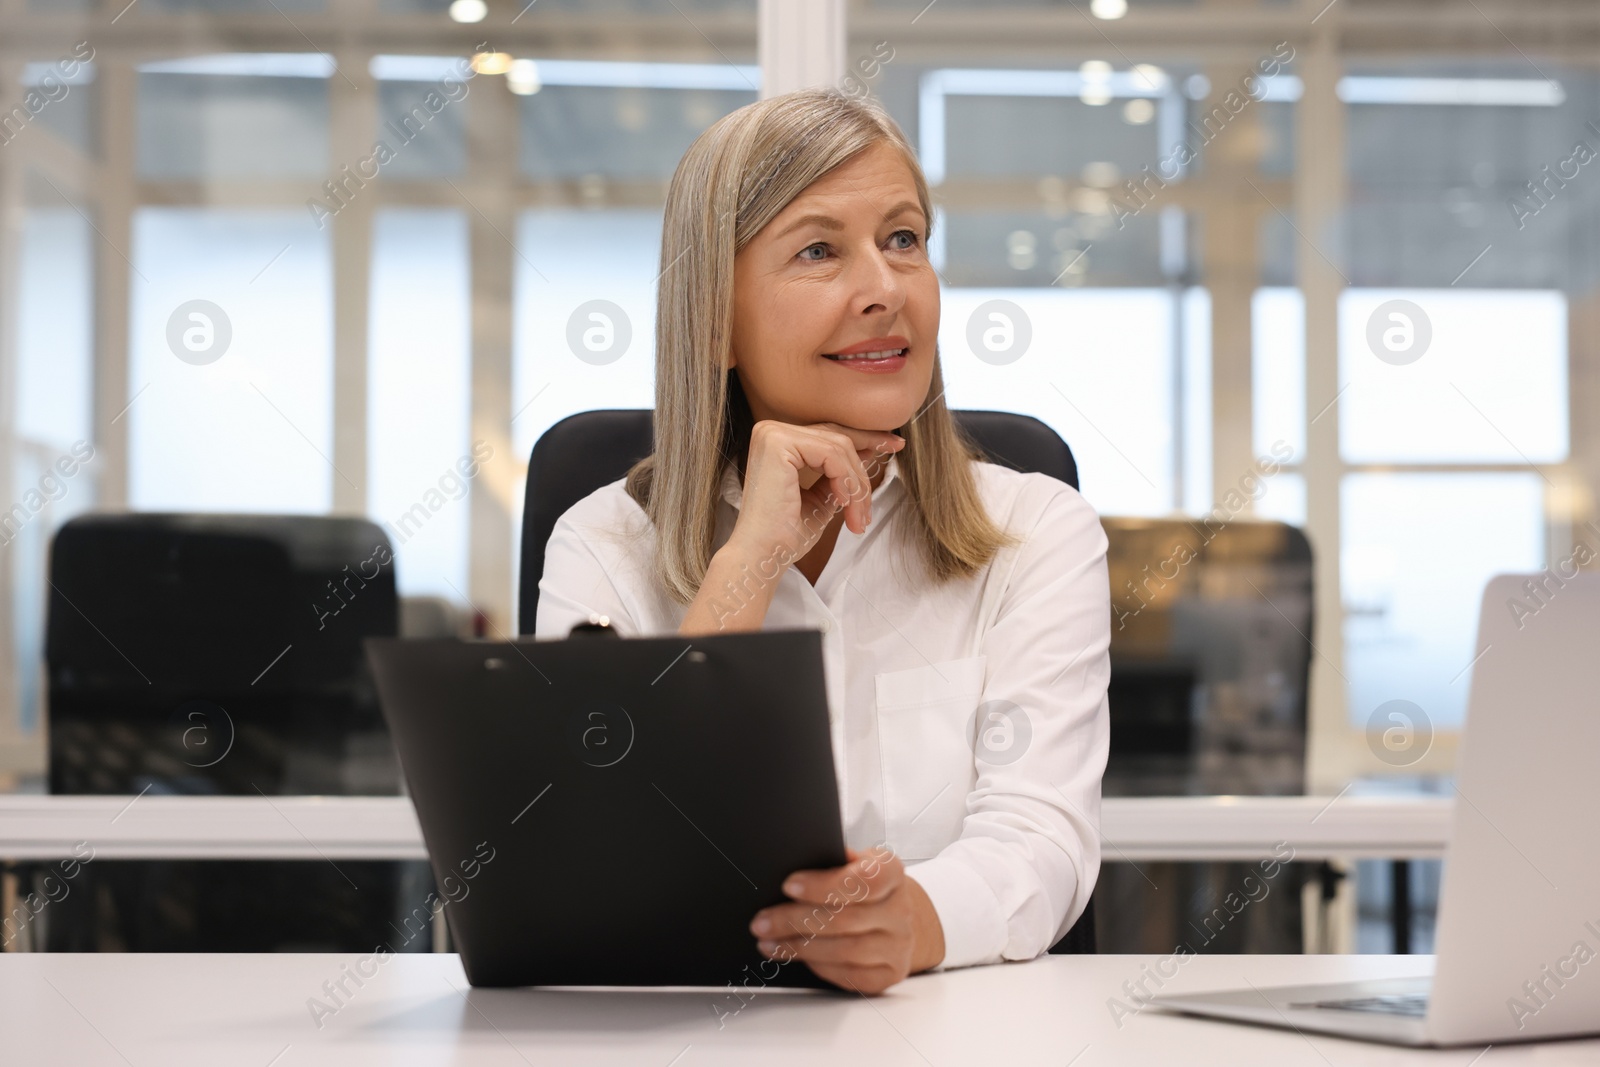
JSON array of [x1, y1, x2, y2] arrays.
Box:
[[38, 514, 433, 952], [1096, 516, 1315, 954], [518, 408, 1096, 953]]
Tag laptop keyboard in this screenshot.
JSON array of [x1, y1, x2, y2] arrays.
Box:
[[1291, 994, 1430, 1017]]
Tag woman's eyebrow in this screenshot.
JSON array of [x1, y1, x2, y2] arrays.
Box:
[[775, 214, 844, 239], [880, 201, 923, 225], [773, 201, 923, 240]]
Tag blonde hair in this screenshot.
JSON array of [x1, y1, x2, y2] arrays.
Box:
[[625, 86, 1020, 605]]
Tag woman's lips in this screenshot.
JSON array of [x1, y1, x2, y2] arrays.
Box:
[[826, 334, 910, 357], [822, 346, 908, 361], [821, 347, 908, 372]]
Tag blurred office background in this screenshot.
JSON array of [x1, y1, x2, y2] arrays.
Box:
[[1, 0, 1596, 954]]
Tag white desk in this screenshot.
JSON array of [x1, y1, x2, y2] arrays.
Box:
[[0, 794, 1452, 861], [3, 952, 1591, 1065]]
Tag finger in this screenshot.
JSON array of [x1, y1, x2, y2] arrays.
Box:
[[789, 430, 875, 534], [812, 422, 906, 457], [748, 421, 856, 504], [751, 898, 892, 940], [817, 962, 902, 997], [772, 424, 901, 534], [856, 440, 899, 483], [782, 848, 903, 906], [751, 899, 848, 942], [787, 955, 902, 995], [758, 930, 899, 966], [856, 431, 906, 469], [827, 426, 907, 519], [804, 428, 876, 530]]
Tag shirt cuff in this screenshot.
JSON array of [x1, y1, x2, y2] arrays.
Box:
[[905, 852, 1008, 970]]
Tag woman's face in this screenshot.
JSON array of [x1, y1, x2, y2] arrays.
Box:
[[729, 141, 939, 433]]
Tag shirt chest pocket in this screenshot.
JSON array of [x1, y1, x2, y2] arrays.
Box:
[[874, 654, 987, 862]]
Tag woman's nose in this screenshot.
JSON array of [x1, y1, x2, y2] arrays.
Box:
[[853, 245, 905, 314]]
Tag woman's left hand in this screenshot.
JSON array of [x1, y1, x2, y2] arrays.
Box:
[[749, 846, 945, 994]]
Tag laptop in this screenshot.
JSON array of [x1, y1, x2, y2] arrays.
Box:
[[1152, 571, 1600, 1046], [365, 625, 848, 988]]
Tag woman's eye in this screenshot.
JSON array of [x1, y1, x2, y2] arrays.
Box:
[[797, 230, 921, 262]]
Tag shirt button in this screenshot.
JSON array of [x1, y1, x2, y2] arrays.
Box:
[[818, 618, 833, 634]]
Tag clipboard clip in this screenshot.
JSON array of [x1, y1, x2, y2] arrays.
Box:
[[568, 612, 619, 638]]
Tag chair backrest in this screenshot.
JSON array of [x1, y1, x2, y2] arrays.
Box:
[[517, 408, 1078, 634], [46, 513, 400, 796], [1100, 516, 1313, 794], [42, 514, 433, 954], [1092, 516, 1313, 956], [517, 407, 1094, 952]]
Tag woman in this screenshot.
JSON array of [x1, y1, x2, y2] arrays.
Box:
[[536, 87, 1110, 994]]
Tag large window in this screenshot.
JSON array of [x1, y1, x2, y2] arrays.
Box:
[[0, 2, 760, 772], [1254, 286, 1569, 728], [1331, 63, 1588, 739], [2, 1, 1596, 802], [128, 209, 336, 513], [872, 56, 1223, 517], [368, 208, 472, 598], [936, 287, 1199, 517], [12, 208, 97, 735]]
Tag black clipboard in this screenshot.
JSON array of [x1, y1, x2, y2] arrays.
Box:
[[366, 623, 847, 988]]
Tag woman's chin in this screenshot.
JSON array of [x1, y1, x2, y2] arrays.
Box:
[[816, 408, 918, 434], [805, 393, 926, 434]]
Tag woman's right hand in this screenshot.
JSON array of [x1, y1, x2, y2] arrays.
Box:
[[678, 420, 903, 635], [728, 420, 905, 569]]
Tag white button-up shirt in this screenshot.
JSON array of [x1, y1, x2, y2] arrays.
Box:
[[534, 452, 1111, 969]]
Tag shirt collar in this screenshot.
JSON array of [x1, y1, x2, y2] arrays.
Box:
[[719, 452, 901, 512]]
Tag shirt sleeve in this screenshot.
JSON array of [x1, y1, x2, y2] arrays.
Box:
[[904, 483, 1111, 970], [532, 503, 643, 639]]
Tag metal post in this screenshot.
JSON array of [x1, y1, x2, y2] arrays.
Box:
[[758, 0, 844, 98]]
